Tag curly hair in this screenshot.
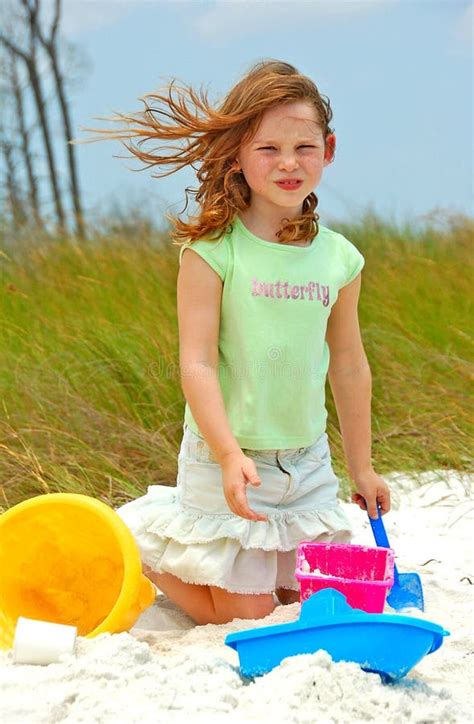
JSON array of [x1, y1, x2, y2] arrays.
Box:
[[77, 59, 335, 248]]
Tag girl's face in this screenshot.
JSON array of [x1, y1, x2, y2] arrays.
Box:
[[236, 101, 334, 218]]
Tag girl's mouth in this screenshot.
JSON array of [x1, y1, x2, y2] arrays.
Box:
[[275, 181, 303, 191]]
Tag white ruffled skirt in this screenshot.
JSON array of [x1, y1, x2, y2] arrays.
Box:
[[115, 423, 352, 594]]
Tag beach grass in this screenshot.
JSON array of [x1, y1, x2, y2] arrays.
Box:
[[0, 209, 472, 510]]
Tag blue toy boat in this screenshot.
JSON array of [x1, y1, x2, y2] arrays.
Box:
[[225, 588, 449, 681]]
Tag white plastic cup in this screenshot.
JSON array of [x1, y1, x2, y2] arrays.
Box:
[[13, 617, 77, 665]]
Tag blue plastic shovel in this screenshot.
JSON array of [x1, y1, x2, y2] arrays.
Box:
[[368, 505, 425, 612]]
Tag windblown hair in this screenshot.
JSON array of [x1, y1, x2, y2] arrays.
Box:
[[78, 59, 335, 247]]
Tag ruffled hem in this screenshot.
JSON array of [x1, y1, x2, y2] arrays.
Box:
[[116, 484, 351, 552], [115, 484, 352, 593]]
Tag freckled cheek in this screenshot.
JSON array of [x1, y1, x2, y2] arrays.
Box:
[[246, 162, 274, 187], [306, 162, 325, 181], [257, 160, 275, 175]]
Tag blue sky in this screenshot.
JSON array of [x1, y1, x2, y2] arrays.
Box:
[[57, 0, 472, 229]]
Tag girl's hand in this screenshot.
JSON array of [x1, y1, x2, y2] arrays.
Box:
[[220, 452, 268, 522], [351, 468, 391, 519]]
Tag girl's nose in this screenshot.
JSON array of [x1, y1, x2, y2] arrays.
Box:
[[278, 155, 298, 170]]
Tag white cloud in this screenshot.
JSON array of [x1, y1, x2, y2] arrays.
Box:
[[44, 0, 392, 42], [451, 2, 473, 47], [42, 0, 135, 38], [191, 0, 386, 45]]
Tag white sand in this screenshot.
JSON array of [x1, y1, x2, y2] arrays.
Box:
[[1, 470, 473, 723]]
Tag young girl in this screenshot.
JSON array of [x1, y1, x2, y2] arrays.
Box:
[[83, 59, 391, 625]]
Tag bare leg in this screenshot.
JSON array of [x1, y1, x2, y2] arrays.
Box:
[[144, 567, 216, 625], [210, 585, 275, 623], [143, 565, 275, 625], [275, 587, 300, 605]]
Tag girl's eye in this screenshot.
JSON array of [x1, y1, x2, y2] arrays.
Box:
[[258, 145, 317, 150]]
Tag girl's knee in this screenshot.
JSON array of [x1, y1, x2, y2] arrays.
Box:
[[210, 588, 275, 625], [139, 569, 275, 625]]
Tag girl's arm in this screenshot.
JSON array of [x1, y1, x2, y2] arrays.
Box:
[[177, 249, 266, 522], [177, 248, 241, 464], [325, 273, 391, 518]]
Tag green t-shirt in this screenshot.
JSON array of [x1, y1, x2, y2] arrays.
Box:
[[179, 214, 365, 449]]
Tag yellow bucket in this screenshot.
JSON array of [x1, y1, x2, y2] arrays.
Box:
[[0, 493, 156, 651]]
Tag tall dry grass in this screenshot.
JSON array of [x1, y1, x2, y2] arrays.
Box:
[[0, 209, 472, 510]]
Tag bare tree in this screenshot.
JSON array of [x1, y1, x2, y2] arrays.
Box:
[[8, 48, 43, 228], [0, 125, 27, 228], [20, 0, 85, 237], [0, 1, 66, 232]]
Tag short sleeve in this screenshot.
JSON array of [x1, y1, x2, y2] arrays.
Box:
[[339, 234, 365, 287], [179, 236, 228, 282]]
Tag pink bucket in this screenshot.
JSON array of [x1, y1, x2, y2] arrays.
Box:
[[295, 541, 395, 613]]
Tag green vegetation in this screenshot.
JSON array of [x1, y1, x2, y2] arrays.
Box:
[[0, 210, 472, 510]]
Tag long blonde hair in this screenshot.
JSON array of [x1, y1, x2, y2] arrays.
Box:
[[77, 59, 335, 247]]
